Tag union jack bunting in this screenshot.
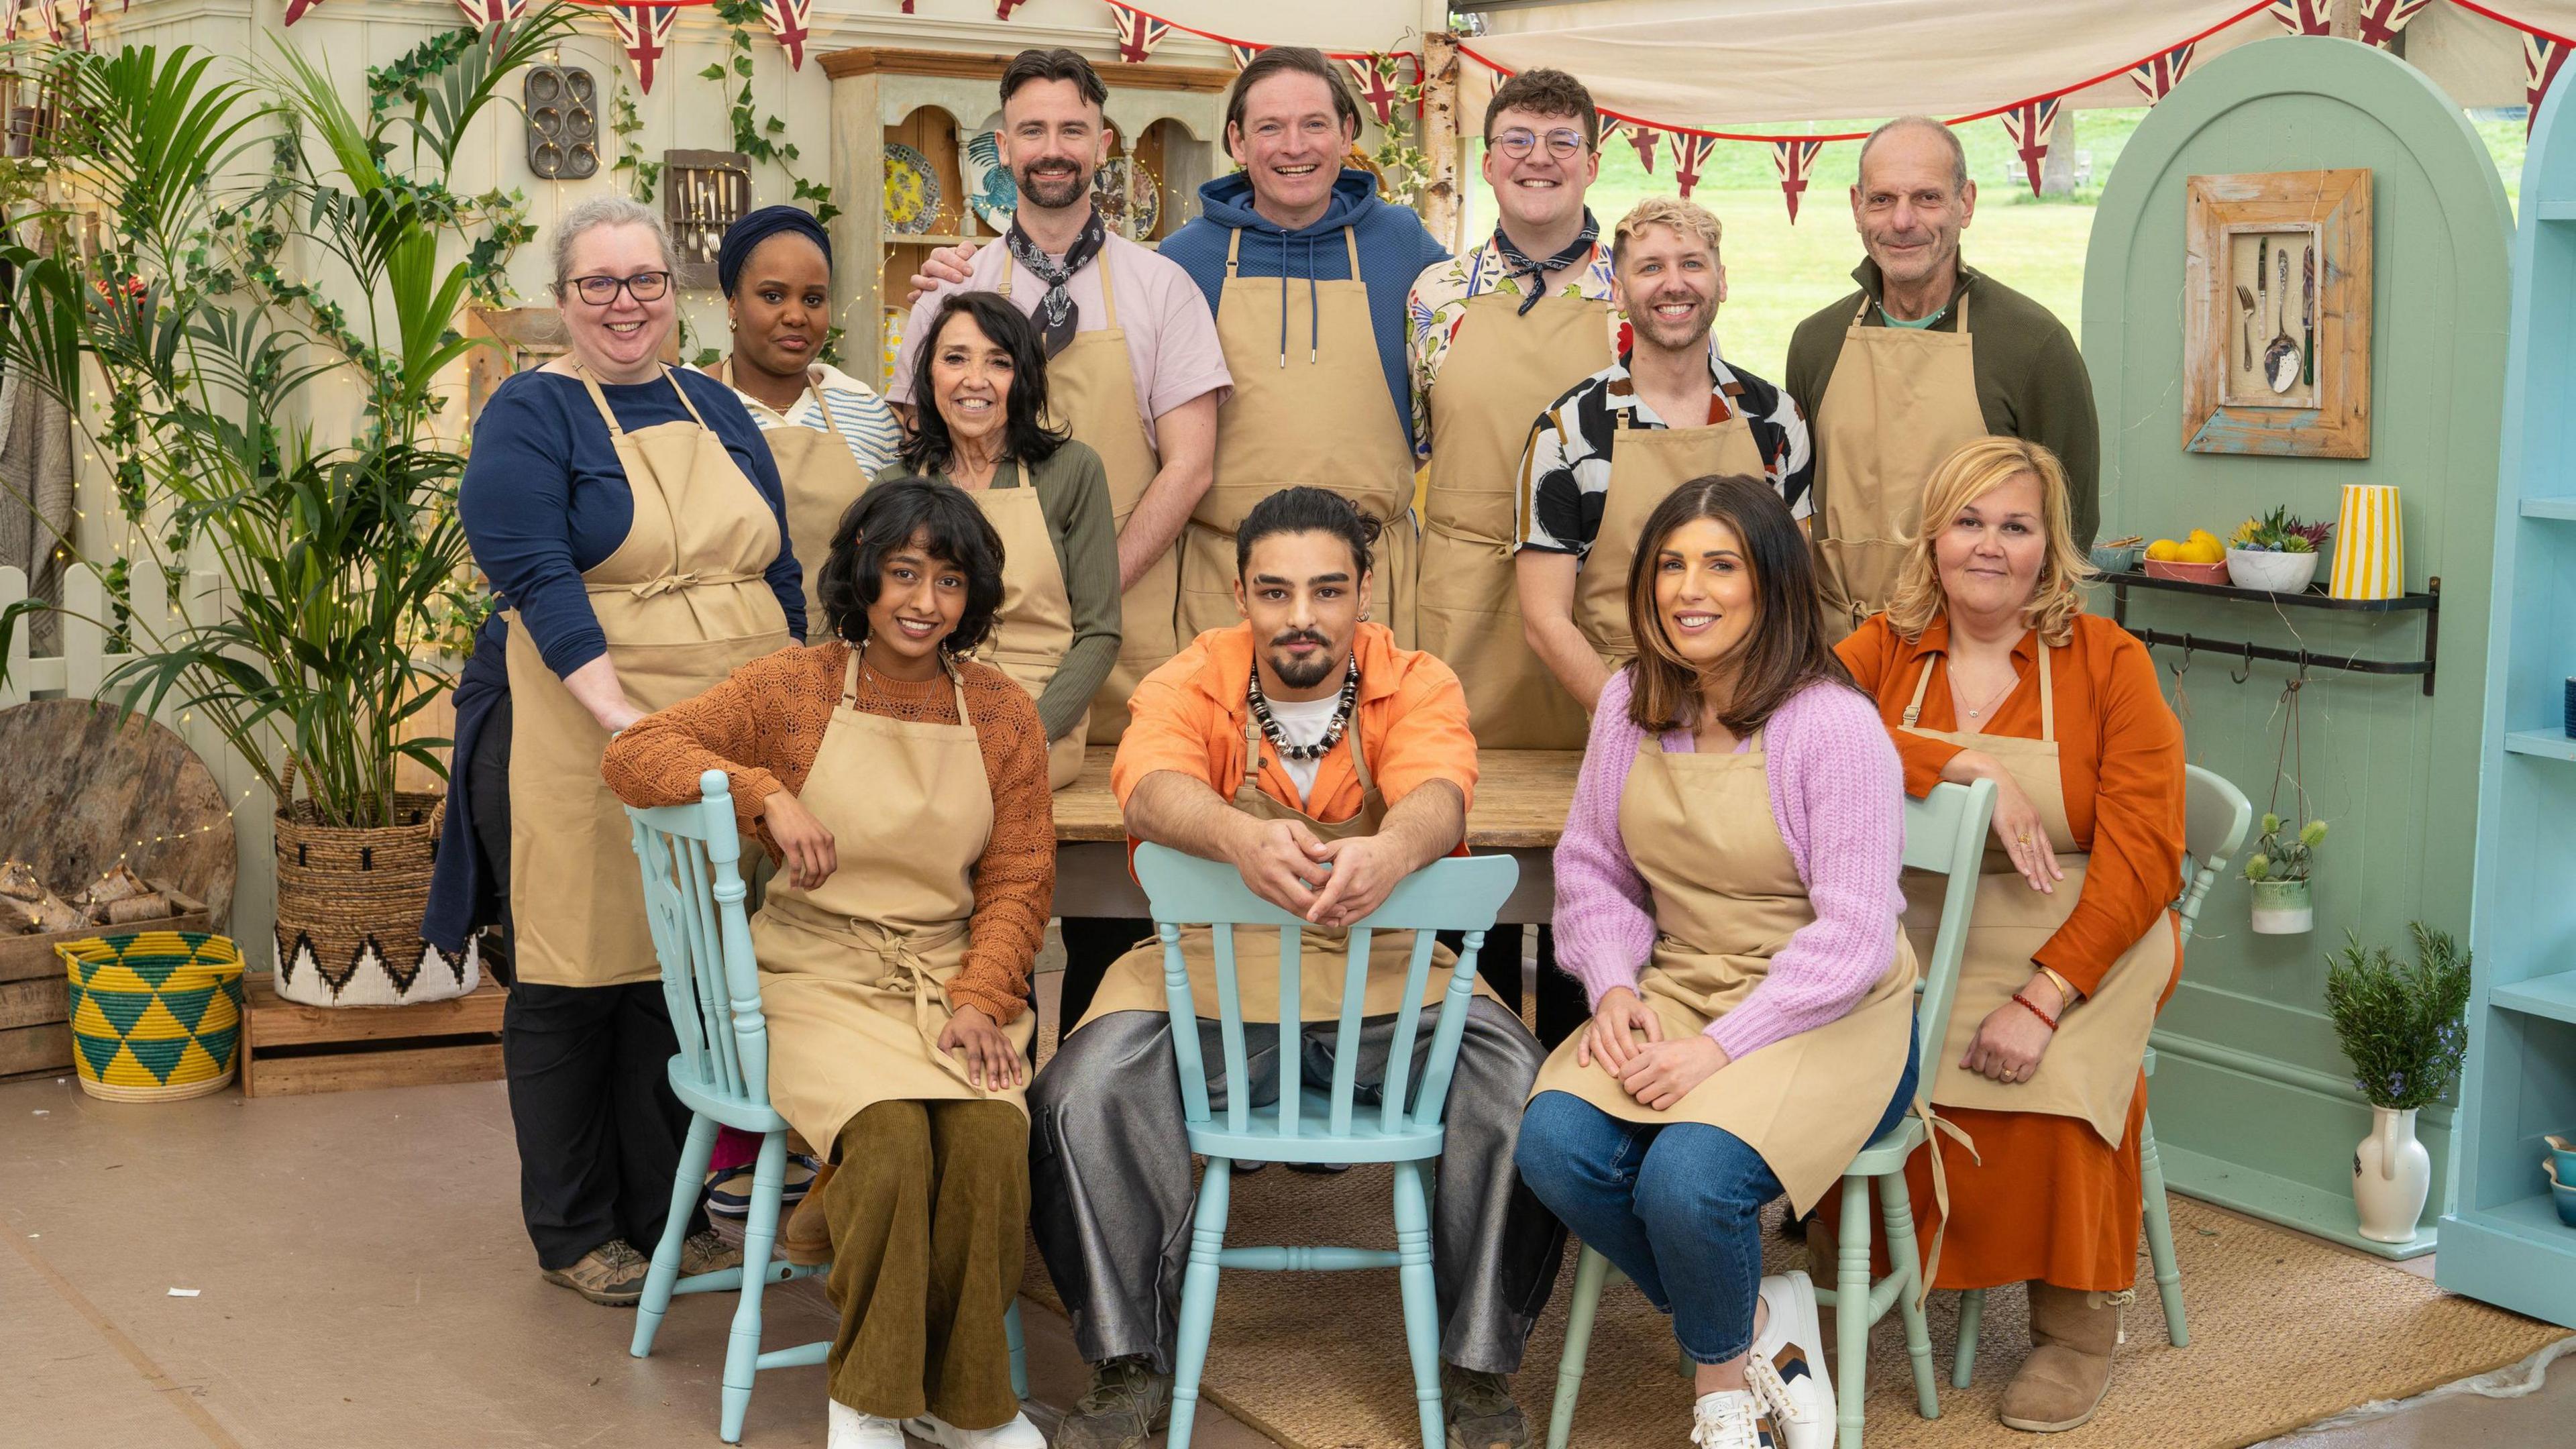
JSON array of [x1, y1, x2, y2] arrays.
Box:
[[761, 0, 815, 70], [996, 0, 1028, 19], [1226, 41, 1263, 71], [1111, 5, 1172, 64], [2354, 0, 2432, 48], [1346, 56, 1405, 127], [1772, 139, 1823, 223], [1626, 123, 1658, 174], [612, 3, 679, 93], [2128, 42, 2196, 105], [2269, 0, 2331, 34], [2000, 99, 2059, 197], [454, 0, 527, 27], [2529, 32, 2570, 136], [1597, 117, 1626, 152], [282, 0, 326, 23], [1666, 131, 1716, 200]]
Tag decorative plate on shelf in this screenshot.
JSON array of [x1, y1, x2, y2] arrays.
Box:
[[884, 143, 941, 235], [882, 307, 907, 391], [961, 130, 1017, 233], [1092, 157, 1161, 241]]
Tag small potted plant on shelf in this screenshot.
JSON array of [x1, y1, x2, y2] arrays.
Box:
[[2226, 506, 2333, 594], [2326, 923, 2471, 1244], [2243, 812, 2326, 934]]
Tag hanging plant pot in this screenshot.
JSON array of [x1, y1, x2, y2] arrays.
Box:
[[2250, 877, 2314, 934], [270, 762, 480, 1007]]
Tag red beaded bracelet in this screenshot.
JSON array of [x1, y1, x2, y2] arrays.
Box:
[[2010, 991, 2060, 1031]]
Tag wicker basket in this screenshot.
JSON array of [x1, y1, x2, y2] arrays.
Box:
[[271, 759, 480, 1007], [58, 931, 246, 1102]]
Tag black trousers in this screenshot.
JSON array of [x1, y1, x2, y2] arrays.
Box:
[[1055, 916, 1153, 1038], [1442, 925, 1587, 1051], [473, 694, 704, 1269]]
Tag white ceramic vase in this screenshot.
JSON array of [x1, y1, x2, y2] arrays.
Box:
[[2353, 1106, 2432, 1244]]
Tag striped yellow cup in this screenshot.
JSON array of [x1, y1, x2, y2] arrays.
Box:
[[2328, 484, 2404, 601]]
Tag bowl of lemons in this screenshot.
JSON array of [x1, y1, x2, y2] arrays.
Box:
[[2143, 530, 2231, 585]]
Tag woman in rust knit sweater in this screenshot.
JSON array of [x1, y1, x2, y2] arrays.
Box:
[[1815, 437, 2184, 1435], [604, 478, 1052, 1449]]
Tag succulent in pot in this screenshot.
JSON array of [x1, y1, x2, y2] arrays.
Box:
[[2226, 506, 2332, 593], [2243, 812, 2326, 934]]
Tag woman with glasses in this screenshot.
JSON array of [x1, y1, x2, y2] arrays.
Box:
[[427, 195, 804, 1309]]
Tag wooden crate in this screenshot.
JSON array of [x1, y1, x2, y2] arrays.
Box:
[[241, 975, 507, 1097], [0, 895, 216, 1082]]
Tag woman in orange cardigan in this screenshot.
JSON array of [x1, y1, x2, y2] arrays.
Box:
[[1816, 436, 2184, 1434]]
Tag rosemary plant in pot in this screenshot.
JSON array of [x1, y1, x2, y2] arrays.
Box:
[[0, 19, 570, 1004], [2242, 811, 2325, 934], [2325, 924, 2471, 1243]]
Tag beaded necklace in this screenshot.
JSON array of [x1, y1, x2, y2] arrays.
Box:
[[1247, 655, 1360, 763]]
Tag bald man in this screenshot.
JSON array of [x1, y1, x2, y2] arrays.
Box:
[[1784, 115, 2098, 637]]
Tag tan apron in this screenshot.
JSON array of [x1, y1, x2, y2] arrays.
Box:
[[1813, 290, 1988, 637], [1076, 690, 1498, 1030], [751, 653, 1031, 1150], [1574, 410, 1767, 667], [967, 460, 1090, 790], [506, 366, 792, 988], [1529, 727, 1917, 1215], [1183, 228, 1418, 649], [1415, 288, 1611, 750], [1000, 263, 1169, 745], [728, 360, 871, 635], [1898, 640, 2176, 1146]]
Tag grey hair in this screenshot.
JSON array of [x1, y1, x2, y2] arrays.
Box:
[[551, 195, 678, 288], [1858, 115, 1969, 196]]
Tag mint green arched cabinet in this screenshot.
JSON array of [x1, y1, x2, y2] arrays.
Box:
[[2436, 57, 2576, 1329], [2081, 36, 2510, 1256]]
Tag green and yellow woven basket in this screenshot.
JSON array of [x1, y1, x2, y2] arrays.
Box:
[[57, 931, 246, 1102]]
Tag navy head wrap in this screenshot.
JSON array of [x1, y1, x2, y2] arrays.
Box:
[[716, 205, 833, 297]]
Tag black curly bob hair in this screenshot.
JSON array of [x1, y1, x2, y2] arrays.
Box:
[[815, 477, 1008, 654]]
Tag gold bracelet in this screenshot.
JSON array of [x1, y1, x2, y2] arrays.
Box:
[[2037, 965, 2079, 1007]]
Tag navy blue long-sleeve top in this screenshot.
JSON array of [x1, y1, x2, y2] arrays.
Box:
[[459, 368, 806, 676]]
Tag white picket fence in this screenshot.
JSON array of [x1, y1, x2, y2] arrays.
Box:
[[1, 559, 278, 953]]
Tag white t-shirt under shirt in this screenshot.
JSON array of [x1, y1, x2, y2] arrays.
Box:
[[1261, 692, 1344, 806]]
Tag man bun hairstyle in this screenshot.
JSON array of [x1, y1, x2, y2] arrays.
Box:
[[1000, 47, 1108, 111], [1224, 46, 1363, 144], [1483, 68, 1599, 148], [1234, 486, 1380, 579]]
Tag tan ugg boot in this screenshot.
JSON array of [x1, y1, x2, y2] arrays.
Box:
[[1998, 1282, 2127, 1432], [779, 1159, 835, 1267]]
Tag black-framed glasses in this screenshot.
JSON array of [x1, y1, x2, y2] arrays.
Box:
[[1494, 128, 1588, 161], [561, 270, 674, 306]]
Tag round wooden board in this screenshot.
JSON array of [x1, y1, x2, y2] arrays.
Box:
[[0, 699, 235, 927]]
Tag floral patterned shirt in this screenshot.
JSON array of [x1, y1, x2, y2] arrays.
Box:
[[1406, 237, 1623, 464]]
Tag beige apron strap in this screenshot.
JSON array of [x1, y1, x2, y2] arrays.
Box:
[[841, 649, 863, 708], [2037, 635, 2055, 743], [1097, 251, 1120, 329], [1226, 226, 1244, 276], [663, 367, 712, 427], [570, 362, 630, 434], [1342, 227, 1360, 274], [1910, 1102, 1979, 1307], [1859, 284, 1971, 331], [805, 379, 864, 457], [1901, 649, 1939, 729]]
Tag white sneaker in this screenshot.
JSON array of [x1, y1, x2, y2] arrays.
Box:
[[1746, 1271, 1832, 1449], [1688, 1388, 1772, 1449], [905, 1409, 1046, 1449], [827, 1399, 906, 1449]]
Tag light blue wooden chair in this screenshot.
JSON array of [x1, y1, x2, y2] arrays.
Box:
[[625, 769, 1027, 1443], [1132, 843, 1521, 1449], [1949, 763, 2250, 1384], [1544, 778, 1999, 1449]]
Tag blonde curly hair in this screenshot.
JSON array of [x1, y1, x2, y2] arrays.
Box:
[[1882, 436, 2094, 647]]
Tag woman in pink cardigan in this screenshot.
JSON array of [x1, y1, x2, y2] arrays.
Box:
[[1513, 475, 1919, 1449]]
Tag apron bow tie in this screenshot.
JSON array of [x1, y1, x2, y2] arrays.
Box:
[[853, 920, 982, 1093], [632, 572, 704, 599]]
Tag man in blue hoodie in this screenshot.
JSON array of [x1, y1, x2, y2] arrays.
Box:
[[1155, 46, 1449, 652]]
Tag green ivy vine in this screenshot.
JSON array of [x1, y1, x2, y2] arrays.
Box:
[[702, 0, 838, 225], [610, 78, 659, 203]]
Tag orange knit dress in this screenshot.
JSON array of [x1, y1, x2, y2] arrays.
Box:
[[1821, 611, 2186, 1291]]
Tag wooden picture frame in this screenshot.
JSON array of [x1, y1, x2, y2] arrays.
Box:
[[2184, 169, 2372, 457]]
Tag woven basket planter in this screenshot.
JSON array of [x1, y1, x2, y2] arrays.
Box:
[[271, 762, 480, 1007], [58, 931, 246, 1102]]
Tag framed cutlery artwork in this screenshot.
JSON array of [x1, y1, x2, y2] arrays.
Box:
[[2183, 168, 2373, 457]]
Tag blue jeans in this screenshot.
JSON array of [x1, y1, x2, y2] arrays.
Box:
[[1515, 1032, 1920, 1364]]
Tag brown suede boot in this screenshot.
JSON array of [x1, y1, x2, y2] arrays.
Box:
[[1998, 1282, 2127, 1432], [779, 1159, 835, 1267]]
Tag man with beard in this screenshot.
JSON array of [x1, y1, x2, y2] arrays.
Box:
[[1514, 198, 1811, 710], [892, 48, 1233, 1033], [1784, 115, 2097, 637], [1025, 487, 1563, 1449]]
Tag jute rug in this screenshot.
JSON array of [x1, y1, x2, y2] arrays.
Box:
[[1015, 1164, 2569, 1449]]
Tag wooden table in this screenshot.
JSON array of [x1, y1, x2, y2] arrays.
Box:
[[1051, 747, 1579, 924]]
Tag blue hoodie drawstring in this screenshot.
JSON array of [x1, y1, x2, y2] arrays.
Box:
[[1307, 233, 1320, 363]]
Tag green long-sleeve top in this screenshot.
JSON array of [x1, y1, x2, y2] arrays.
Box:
[[1784, 256, 2102, 549], [874, 442, 1120, 742]]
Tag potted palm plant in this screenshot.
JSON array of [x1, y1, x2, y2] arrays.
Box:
[[2243, 811, 2326, 934], [0, 15, 571, 1004], [2326, 923, 2471, 1242]]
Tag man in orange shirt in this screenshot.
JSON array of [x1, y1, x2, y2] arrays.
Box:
[[1028, 488, 1564, 1449]]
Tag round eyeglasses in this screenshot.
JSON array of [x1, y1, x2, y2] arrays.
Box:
[[1493, 129, 1588, 162], [561, 270, 674, 307]]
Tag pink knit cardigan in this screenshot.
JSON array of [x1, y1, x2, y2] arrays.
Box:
[[1553, 669, 1908, 1061]]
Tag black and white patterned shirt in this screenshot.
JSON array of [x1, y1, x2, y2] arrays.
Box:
[[1515, 343, 1813, 559]]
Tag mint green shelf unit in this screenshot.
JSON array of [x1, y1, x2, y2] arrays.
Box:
[[2435, 61, 2576, 1331]]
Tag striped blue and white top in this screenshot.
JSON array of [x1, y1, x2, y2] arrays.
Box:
[[731, 360, 905, 474]]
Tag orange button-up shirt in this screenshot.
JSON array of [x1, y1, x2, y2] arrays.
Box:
[[1837, 610, 2185, 996], [1112, 621, 1479, 835]]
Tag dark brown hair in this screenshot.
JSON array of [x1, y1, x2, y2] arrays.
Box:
[[818, 478, 1007, 653], [1225, 46, 1362, 146], [1483, 68, 1598, 148], [1625, 475, 1853, 737], [1000, 48, 1107, 111]]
